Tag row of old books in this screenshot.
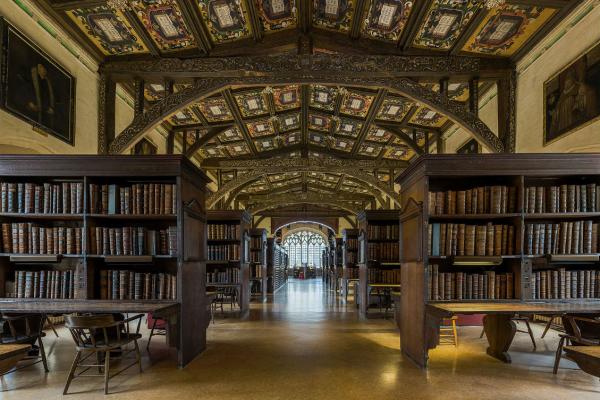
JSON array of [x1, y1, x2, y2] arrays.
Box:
[[99, 270, 176, 300], [525, 221, 600, 255], [532, 268, 599, 299], [90, 226, 177, 256], [207, 244, 240, 261], [208, 224, 240, 240], [345, 238, 358, 251], [250, 237, 263, 249], [346, 267, 359, 279], [206, 268, 239, 284], [368, 268, 401, 284], [366, 242, 399, 262], [1, 223, 83, 255], [251, 264, 264, 278], [367, 225, 399, 240], [428, 223, 515, 256], [429, 265, 514, 300], [249, 251, 262, 263], [1, 182, 84, 214], [429, 185, 517, 216], [88, 183, 177, 215], [345, 251, 358, 265], [11, 269, 78, 299], [525, 184, 600, 214]]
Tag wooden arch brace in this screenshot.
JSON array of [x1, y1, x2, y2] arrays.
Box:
[[109, 76, 503, 155], [207, 166, 399, 209]]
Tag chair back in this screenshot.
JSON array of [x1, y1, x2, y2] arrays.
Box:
[[1, 313, 44, 343], [64, 314, 116, 349], [562, 314, 600, 344]]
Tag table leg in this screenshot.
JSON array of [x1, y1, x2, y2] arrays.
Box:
[[483, 314, 516, 363]]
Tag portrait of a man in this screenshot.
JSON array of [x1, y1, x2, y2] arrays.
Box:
[[545, 43, 600, 144], [0, 19, 75, 144]]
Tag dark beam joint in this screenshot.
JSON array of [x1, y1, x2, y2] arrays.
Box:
[[469, 77, 479, 116], [497, 71, 517, 153], [133, 78, 145, 116]]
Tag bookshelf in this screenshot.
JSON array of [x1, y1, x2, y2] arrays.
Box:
[[342, 229, 359, 300], [267, 237, 288, 294], [357, 210, 401, 316], [206, 210, 251, 317], [334, 237, 343, 293], [397, 154, 600, 367], [249, 228, 267, 302], [0, 155, 208, 367]]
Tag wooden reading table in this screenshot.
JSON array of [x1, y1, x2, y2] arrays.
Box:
[[426, 301, 600, 363], [0, 300, 186, 365]]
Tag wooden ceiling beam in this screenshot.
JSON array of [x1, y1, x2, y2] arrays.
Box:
[[351, 89, 387, 154], [449, 7, 487, 56], [298, 0, 312, 34], [399, 0, 433, 50], [245, 0, 264, 41], [200, 154, 409, 169], [183, 125, 234, 157], [174, 0, 212, 55], [222, 89, 258, 155], [379, 124, 424, 155], [301, 84, 309, 158], [122, 9, 160, 57], [349, 0, 368, 39]]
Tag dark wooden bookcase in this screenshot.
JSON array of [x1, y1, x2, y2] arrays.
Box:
[[267, 237, 288, 294], [0, 155, 208, 367], [206, 210, 251, 317], [249, 228, 267, 302], [342, 229, 359, 299], [357, 210, 401, 316], [397, 154, 600, 367]]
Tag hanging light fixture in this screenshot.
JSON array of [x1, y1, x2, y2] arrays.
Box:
[[483, 0, 505, 9], [106, 0, 130, 11]]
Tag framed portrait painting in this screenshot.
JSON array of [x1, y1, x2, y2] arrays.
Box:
[[544, 42, 600, 145], [0, 18, 75, 145]]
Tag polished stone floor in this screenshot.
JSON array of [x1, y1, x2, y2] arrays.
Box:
[[2, 278, 600, 399]]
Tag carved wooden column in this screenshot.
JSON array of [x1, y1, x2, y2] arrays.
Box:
[[98, 73, 116, 155], [497, 71, 516, 153], [468, 78, 479, 116], [133, 78, 145, 116]]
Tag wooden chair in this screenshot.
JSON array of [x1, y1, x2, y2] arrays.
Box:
[[213, 286, 237, 313], [63, 313, 143, 395], [0, 313, 48, 373], [146, 313, 166, 350], [439, 316, 458, 347], [554, 315, 600, 374], [0, 344, 31, 375]]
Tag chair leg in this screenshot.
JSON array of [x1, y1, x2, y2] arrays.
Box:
[[452, 319, 458, 347], [553, 336, 566, 374], [525, 320, 536, 350], [134, 340, 142, 373], [37, 336, 49, 372], [146, 319, 157, 350], [480, 327, 485, 339], [97, 352, 103, 373], [541, 318, 553, 339], [63, 350, 81, 395], [104, 351, 111, 395], [46, 316, 59, 338]]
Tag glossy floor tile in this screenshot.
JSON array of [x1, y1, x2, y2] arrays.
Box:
[[2, 278, 599, 399]]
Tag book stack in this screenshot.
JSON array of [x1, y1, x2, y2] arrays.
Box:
[[250, 237, 263, 248], [1, 223, 83, 254], [250, 251, 261, 263], [367, 225, 399, 240], [13, 269, 78, 299], [251, 264, 263, 278], [428, 265, 514, 300], [525, 221, 600, 255], [1, 181, 84, 214], [525, 184, 599, 213], [207, 268, 240, 284], [207, 244, 240, 261], [532, 268, 599, 299], [368, 268, 401, 284], [345, 238, 358, 250], [429, 185, 516, 215], [346, 268, 359, 279], [428, 223, 514, 256], [99, 270, 176, 300], [345, 251, 358, 264], [88, 183, 177, 215], [367, 242, 399, 262], [89, 226, 177, 256], [208, 224, 240, 240]]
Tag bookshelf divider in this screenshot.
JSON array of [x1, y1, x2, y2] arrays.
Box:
[[0, 155, 209, 367], [249, 228, 267, 302], [397, 154, 600, 368]]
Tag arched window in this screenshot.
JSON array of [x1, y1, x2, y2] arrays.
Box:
[[283, 231, 327, 268]]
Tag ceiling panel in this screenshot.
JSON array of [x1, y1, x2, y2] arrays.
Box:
[[197, 96, 234, 122], [256, 0, 297, 32], [361, 0, 415, 42], [196, 0, 252, 43], [313, 0, 354, 32]]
